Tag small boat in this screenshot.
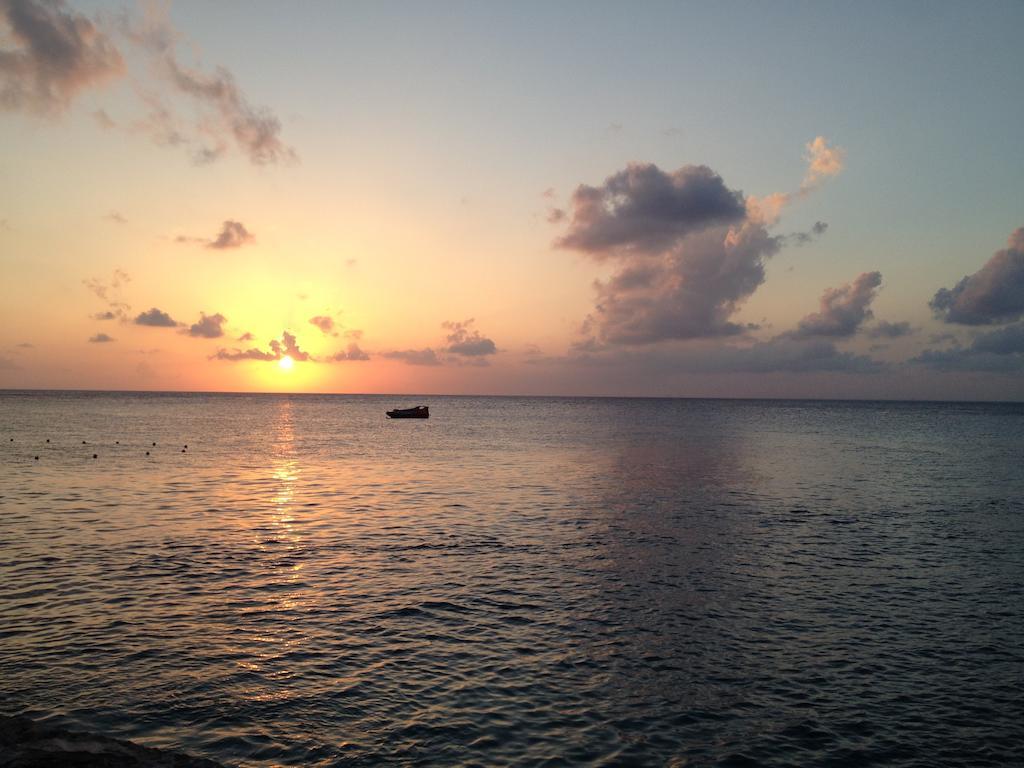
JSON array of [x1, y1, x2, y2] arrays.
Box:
[[386, 405, 429, 419]]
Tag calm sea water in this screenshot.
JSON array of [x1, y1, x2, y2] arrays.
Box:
[[1, 392, 1023, 766]]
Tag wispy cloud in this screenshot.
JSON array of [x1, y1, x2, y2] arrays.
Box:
[[178, 220, 254, 249], [382, 348, 441, 366], [211, 331, 310, 362], [0, 0, 123, 116], [309, 315, 338, 336]]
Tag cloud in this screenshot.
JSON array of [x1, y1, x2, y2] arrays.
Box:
[[344, 329, 363, 339], [0, 356, 19, 370], [558, 336, 884, 375], [211, 330, 310, 362], [309, 315, 337, 336], [800, 136, 846, 193], [0, 0, 124, 116], [555, 163, 746, 256], [134, 307, 178, 327], [84, 268, 131, 321], [237, 331, 254, 341], [104, 211, 126, 224], [88, 332, 114, 343], [793, 272, 882, 338], [186, 311, 226, 338], [551, 147, 848, 345], [121, 4, 296, 166], [382, 348, 441, 366], [327, 342, 370, 362], [92, 107, 115, 128], [929, 227, 1024, 325], [787, 220, 828, 246], [443, 319, 497, 357], [208, 220, 253, 249], [867, 320, 913, 339], [912, 321, 1024, 372], [582, 214, 782, 344]]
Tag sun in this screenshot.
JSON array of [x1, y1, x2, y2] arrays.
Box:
[[278, 355, 294, 371]]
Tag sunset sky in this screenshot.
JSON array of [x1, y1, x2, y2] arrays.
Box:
[[2, 0, 1023, 398]]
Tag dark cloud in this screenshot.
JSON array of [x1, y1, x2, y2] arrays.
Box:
[[590, 219, 782, 344], [0, 0, 124, 115], [211, 331, 310, 362], [912, 322, 1024, 372], [559, 336, 884, 376], [382, 348, 441, 366], [788, 220, 828, 246], [930, 227, 1024, 325], [555, 163, 746, 257], [134, 307, 178, 327], [793, 272, 882, 338], [867, 320, 913, 339], [84, 269, 131, 321], [327, 343, 370, 362], [237, 332, 254, 342], [208, 220, 253, 250], [88, 332, 114, 343], [554, 160, 794, 345], [187, 312, 226, 338], [309, 315, 337, 336], [443, 319, 497, 357], [546, 207, 565, 223], [92, 310, 117, 321]]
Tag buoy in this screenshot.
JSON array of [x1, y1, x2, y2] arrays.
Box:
[[145, 451, 150, 456], [82, 440, 87, 444], [152, 442, 157, 446], [181, 448, 186, 453], [46, 439, 50, 443], [184, 444, 188, 449], [115, 441, 119, 445], [92, 454, 98, 459], [34, 456, 39, 460]]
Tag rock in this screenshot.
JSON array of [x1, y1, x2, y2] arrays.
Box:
[[0, 716, 226, 768]]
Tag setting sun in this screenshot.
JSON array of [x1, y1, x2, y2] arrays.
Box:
[[279, 355, 294, 371]]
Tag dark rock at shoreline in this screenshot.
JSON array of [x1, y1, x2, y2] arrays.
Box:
[[0, 716, 226, 768]]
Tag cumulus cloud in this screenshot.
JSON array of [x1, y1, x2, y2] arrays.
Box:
[[793, 272, 882, 338], [867, 320, 913, 339], [443, 319, 497, 357], [186, 311, 226, 338], [120, 3, 296, 166], [309, 315, 337, 336], [912, 321, 1024, 372], [555, 163, 746, 256], [209, 220, 253, 249], [211, 330, 310, 362], [382, 348, 441, 366], [929, 227, 1024, 325], [327, 342, 370, 362], [88, 332, 114, 343], [0, 0, 124, 115], [134, 307, 178, 327], [554, 142, 851, 347]]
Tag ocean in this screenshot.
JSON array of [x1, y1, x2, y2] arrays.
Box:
[[1, 391, 1022, 766]]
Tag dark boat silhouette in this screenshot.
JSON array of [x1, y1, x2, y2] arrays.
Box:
[[386, 405, 429, 419]]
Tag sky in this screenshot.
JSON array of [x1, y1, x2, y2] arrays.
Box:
[[1, 0, 1023, 399]]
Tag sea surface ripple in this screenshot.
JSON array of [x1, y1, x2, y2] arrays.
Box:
[[1, 393, 1023, 766]]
